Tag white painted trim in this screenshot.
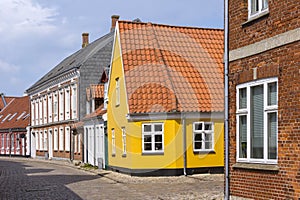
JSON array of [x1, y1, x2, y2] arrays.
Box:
[[229, 27, 300, 61]]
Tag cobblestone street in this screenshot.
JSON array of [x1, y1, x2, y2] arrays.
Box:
[[0, 157, 224, 199]]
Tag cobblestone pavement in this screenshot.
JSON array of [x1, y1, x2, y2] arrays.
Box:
[[0, 157, 224, 200]]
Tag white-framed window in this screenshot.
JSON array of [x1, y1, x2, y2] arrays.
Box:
[[54, 92, 58, 122], [31, 101, 35, 126], [54, 128, 58, 151], [115, 78, 120, 106], [35, 101, 39, 125], [65, 87, 70, 120], [111, 129, 115, 156], [44, 130, 48, 151], [236, 77, 278, 164], [142, 123, 164, 153], [59, 127, 64, 151], [59, 90, 64, 121], [43, 96, 47, 124], [6, 133, 9, 149], [193, 122, 214, 152], [40, 131, 43, 150], [1, 134, 4, 149], [122, 127, 126, 156], [39, 98, 43, 125], [16, 134, 20, 150], [48, 94, 53, 123], [248, 0, 268, 18], [71, 85, 77, 119], [11, 133, 14, 150], [65, 127, 70, 151]]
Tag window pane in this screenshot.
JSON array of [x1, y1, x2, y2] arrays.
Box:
[[268, 112, 277, 159], [154, 124, 162, 132], [205, 142, 212, 149], [268, 82, 277, 106], [144, 143, 152, 151], [144, 125, 151, 132], [250, 85, 264, 159], [204, 123, 212, 131], [239, 88, 247, 109], [154, 143, 162, 150], [204, 133, 212, 142], [262, 0, 268, 10], [195, 142, 202, 150], [194, 133, 202, 141], [154, 134, 162, 142], [144, 135, 152, 142], [194, 123, 203, 131], [251, 0, 259, 14], [239, 115, 247, 158]]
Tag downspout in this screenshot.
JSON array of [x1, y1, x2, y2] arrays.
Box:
[[182, 113, 187, 176], [224, 0, 230, 199]]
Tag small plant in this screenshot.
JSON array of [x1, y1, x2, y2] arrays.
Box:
[[81, 163, 98, 170]]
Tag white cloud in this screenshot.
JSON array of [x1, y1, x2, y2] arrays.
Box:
[[0, 0, 58, 39]]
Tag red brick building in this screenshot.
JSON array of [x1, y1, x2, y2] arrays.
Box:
[[228, 0, 300, 199]]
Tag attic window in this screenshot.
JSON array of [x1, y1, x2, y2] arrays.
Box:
[[23, 113, 30, 120], [69, 60, 76, 66], [17, 111, 26, 120], [8, 112, 17, 121]]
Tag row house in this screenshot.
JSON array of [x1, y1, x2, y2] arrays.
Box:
[[228, 0, 300, 198], [26, 15, 117, 161], [0, 96, 30, 157], [107, 20, 224, 176]]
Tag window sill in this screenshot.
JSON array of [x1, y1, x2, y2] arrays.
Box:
[[194, 150, 215, 154], [242, 10, 269, 27], [233, 162, 279, 171], [142, 152, 164, 156]]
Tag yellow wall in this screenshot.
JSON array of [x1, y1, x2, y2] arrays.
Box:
[[107, 31, 224, 171]]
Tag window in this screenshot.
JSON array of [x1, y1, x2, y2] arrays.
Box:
[[1, 134, 4, 149], [11, 134, 14, 150], [40, 131, 43, 150], [35, 101, 39, 125], [59, 90, 64, 121], [48, 94, 53, 123], [249, 0, 268, 18], [65, 88, 70, 120], [142, 123, 164, 153], [65, 127, 70, 151], [115, 78, 120, 106], [193, 122, 214, 152], [54, 93, 58, 122], [39, 98, 43, 125], [44, 130, 48, 151], [35, 132, 39, 150], [237, 78, 278, 164], [54, 128, 58, 151], [43, 96, 47, 123], [6, 133, 9, 149], [71, 85, 77, 119], [111, 129, 115, 156], [59, 128, 64, 151], [122, 127, 126, 156], [31, 101, 35, 125]]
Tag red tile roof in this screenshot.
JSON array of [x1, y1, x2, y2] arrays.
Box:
[[117, 21, 224, 114], [86, 84, 104, 101], [0, 96, 14, 111], [0, 96, 30, 130], [83, 104, 106, 120]]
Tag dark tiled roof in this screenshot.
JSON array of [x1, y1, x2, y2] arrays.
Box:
[[26, 31, 114, 93], [118, 21, 224, 114], [0, 96, 30, 130]]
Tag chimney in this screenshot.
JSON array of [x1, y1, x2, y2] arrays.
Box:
[[110, 15, 120, 32], [0, 93, 6, 107], [82, 33, 89, 48]]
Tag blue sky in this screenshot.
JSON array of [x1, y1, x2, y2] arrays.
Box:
[[0, 0, 223, 96]]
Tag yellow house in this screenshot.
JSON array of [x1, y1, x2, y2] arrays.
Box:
[[107, 20, 224, 176]]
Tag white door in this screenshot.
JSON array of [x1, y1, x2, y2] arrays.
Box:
[[31, 132, 36, 158], [96, 125, 105, 169], [48, 130, 53, 159]]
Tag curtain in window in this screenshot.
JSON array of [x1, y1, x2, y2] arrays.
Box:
[[251, 85, 264, 159], [268, 112, 277, 159], [239, 115, 247, 158]]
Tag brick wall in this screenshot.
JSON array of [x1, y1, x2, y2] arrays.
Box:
[[228, 0, 300, 198], [229, 0, 300, 50]]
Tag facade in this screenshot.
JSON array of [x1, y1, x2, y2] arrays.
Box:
[[0, 96, 30, 157], [26, 16, 117, 161], [107, 20, 224, 176], [83, 83, 107, 168], [228, 0, 300, 199]]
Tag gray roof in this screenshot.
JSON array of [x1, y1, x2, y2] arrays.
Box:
[[27, 31, 114, 93]]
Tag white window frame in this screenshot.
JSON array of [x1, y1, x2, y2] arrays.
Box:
[[31, 101, 35, 126], [65, 87, 70, 120], [236, 77, 278, 164], [48, 94, 53, 123], [65, 127, 70, 151], [54, 92, 58, 122], [40, 131, 43, 150], [115, 78, 120, 106], [71, 85, 77, 119], [43, 96, 47, 124], [193, 122, 214, 152], [59, 127, 64, 151], [111, 129, 115, 156], [54, 128, 58, 151], [35, 101, 39, 125], [44, 130, 48, 151], [122, 127, 126, 156], [142, 123, 164, 154], [248, 0, 269, 19], [1, 134, 4, 150], [59, 90, 64, 121], [39, 98, 43, 125]]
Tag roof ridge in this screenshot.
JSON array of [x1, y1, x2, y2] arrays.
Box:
[[118, 20, 223, 31]]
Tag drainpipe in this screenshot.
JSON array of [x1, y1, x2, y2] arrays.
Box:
[[182, 113, 187, 176], [224, 0, 230, 198]]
